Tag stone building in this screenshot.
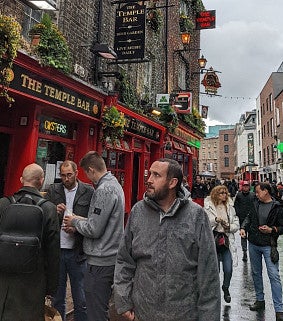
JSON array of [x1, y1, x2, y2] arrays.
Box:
[[0, 0, 206, 202], [218, 128, 236, 179]]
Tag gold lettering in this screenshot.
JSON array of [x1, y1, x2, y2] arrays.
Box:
[[21, 74, 42, 93], [77, 99, 90, 111]]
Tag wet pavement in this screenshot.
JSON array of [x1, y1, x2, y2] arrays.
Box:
[[68, 235, 283, 321], [218, 234, 283, 321]]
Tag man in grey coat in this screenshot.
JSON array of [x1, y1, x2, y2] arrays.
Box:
[[114, 158, 221, 321], [0, 163, 60, 321], [64, 151, 125, 321]]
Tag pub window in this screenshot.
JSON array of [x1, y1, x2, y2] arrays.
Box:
[[102, 149, 126, 187], [224, 145, 229, 153], [224, 134, 228, 141], [22, 6, 43, 39]]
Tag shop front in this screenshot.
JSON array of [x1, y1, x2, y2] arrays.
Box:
[[100, 103, 165, 214], [164, 125, 201, 188], [1, 52, 104, 196]]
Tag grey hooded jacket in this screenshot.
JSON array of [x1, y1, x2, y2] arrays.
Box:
[[72, 172, 125, 266], [114, 187, 221, 321]]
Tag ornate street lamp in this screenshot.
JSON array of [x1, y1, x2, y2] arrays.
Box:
[[198, 55, 207, 69], [180, 32, 191, 48]]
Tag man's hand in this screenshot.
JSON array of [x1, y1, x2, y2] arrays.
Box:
[[57, 203, 66, 214], [239, 228, 246, 238], [63, 214, 76, 227], [62, 226, 76, 234], [258, 225, 272, 234], [122, 310, 135, 321]]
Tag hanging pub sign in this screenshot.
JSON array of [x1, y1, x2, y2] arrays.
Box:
[[247, 133, 255, 164], [172, 92, 192, 114], [114, 2, 146, 60], [201, 105, 208, 119], [195, 10, 216, 30], [201, 69, 221, 94]]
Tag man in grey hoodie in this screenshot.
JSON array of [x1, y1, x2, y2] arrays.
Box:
[[64, 151, 125, 321], [114, 158, 221, 321]]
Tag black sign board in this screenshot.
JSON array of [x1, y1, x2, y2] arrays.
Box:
[[9, 65, 102, 119], [114, 3, 146, 60], [196, 10, 216, 30], [125, 116, 161, 142]]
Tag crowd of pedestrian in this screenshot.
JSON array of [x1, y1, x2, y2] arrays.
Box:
[[1, 157, 283, 321]]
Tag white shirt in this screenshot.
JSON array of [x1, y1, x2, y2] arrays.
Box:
[[60, 184, 78, 249]]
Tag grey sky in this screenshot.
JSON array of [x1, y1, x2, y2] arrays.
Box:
[[199, 0, 283, 128]]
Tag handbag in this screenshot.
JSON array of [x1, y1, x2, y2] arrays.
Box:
[[213, 231, 229, 252]]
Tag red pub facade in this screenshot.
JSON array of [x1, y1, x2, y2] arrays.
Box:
[[0, 52, 201, 215]]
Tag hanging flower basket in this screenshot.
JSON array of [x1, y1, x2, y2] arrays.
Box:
[[28, 13, 71, 73], [179, 13, 194, 33], [101, 105, 126, 143], [0, 14, 21, 106]]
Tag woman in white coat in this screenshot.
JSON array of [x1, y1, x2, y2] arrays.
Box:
[[204, 184, 240, 303]]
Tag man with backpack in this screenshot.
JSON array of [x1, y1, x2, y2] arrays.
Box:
[[0, 163, 60, 321]]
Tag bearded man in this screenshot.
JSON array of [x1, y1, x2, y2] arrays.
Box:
[[114, 158, 220, 321]]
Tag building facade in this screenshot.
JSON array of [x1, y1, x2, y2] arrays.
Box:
[[0, 0, 207, 212]]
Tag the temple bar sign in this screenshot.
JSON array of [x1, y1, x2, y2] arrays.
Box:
[[196, 10, 216, 30], [114, 3, 146, 60]]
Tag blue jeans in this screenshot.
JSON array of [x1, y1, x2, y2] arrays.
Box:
[[217, 247, 233, 289], [249, 242, 283, 312], [53, 249, 87, 321]]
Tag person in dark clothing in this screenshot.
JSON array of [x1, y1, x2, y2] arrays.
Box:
[[234, 181, 255, 261], [227, 179, 238, 198], [191, 175, 209, 207], [0, 163, 60, 321], [46, 160, 94, 321], [240, 182, 283, 321]]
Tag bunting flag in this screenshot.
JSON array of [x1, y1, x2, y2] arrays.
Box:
[[201, 105, 208, 118]]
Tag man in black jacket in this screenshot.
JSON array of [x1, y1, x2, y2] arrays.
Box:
[[240, 182, 283, 321], [234, 181, 255, 261], [0, 163, 60, 321], [46, 160, 93, 321]]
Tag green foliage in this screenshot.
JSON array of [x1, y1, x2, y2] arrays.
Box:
[[180, 0, 205, 13], [101, 105, 126, 143], [159, 105, 179, 132], [147, 7, 163, 32], [180, 108, 206, 134], [179, 13, 194, 33], [193, 0, 206, 13], [115, 71, 139, 110], [29, 13, 71, 73], [0, 14, 21, 106]]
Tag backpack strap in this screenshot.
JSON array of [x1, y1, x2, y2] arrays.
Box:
[[6, 196, 16, 204], [36, 198, 48, 206]]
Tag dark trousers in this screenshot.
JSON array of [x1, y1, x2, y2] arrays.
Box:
[[84, 264, 115, 321]]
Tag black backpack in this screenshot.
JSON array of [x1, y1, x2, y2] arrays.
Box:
[[0, 194, 47, 274]]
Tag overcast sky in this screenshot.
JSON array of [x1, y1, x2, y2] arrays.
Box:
[[199, 0, 283, 130]]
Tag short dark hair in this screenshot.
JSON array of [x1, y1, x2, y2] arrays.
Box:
[[255, 182, 272, 195], [158, 158, 183, 191], [80, 151, 106, 172]]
